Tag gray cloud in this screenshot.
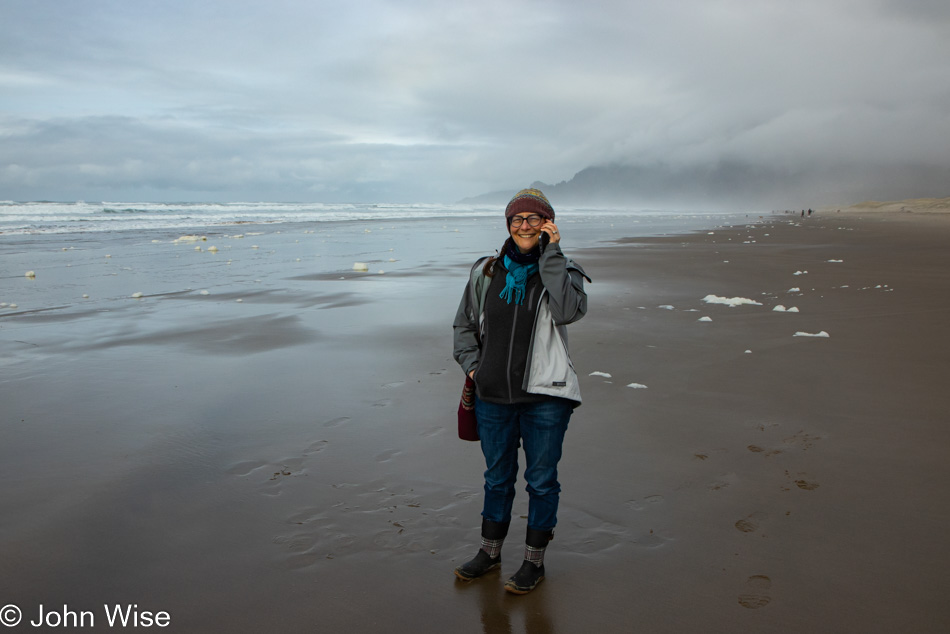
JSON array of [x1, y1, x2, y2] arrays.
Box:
[[1, 0, 948, 205]]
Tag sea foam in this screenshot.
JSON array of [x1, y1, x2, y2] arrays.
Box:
[[702, 295, 762, 307]]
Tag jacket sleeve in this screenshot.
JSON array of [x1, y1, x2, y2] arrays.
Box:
[[539, 243, 588, 326], [452, 278, 480, 376]]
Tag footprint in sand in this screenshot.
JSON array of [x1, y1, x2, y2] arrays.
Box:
[[225, 460, 268, 476], [322, 416, 351, 428], [738, 575, 772, 609], [734, 512, 768, 533], [273, 533, 315, 553], [261, 457, 306, 495], [782, 470, 819, 492], [304, 440, 329, 455], [276, 520, 360, 569], [562, 510, 638, 554], [382, 381, 405, 389], [708, 474, 738, 491], [735, 519, 757, 533], [783, 430, 822, 450], [625, 494, 664, 511], [692, 448, 727, 461], [747, 445, 782, 457], [375, 448, 401, 463], [269, 468, 292, 482]]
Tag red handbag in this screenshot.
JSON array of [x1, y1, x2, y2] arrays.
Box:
[[457, 376, 479, 441]]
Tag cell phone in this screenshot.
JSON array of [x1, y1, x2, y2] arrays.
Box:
[[540, 230, 550, 250]]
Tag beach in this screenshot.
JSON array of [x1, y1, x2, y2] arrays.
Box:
[[2, 208, 949, 632]]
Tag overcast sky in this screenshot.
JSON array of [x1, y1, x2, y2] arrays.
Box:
[[2, 0, 949, 204]]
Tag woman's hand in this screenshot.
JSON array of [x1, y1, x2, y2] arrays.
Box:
[[540, 220, 561, 245]]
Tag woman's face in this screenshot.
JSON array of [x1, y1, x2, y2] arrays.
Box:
[[508, 214, 542, 253]]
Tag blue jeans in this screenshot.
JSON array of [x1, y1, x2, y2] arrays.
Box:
[[475, 397, 573, 532]]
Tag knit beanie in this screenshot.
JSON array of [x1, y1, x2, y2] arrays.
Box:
[[505, 188, 555, 222]]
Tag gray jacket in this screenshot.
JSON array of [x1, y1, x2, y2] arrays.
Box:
[[452, 244, 590, 405]]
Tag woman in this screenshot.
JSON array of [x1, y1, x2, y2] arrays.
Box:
[[452, 188, 589, 594]]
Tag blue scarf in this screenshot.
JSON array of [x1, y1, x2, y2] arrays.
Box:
[[499, 239, 540, 305]]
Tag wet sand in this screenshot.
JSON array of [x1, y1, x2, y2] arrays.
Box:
[[2, 212, 949, 632]]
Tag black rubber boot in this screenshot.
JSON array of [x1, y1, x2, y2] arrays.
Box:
[[504, 560, 545, 594], [454, 519, 510, 581], [504, 528, 552, 594], [454, 549, 501, 581]]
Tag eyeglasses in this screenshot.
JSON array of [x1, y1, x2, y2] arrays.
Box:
[[509, 214, 543, 228]]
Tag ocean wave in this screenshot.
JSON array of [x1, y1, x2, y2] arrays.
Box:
[[102, 207, 151, 214], [0, 201, 494, 235], [0, 200, 744, 236]]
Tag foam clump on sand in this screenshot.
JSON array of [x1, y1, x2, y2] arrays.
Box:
[[698, 316, 713, 322], [827, 259, 843, 263], [774, 305, 786, 312], [174, 235, 207, 243], [131, 292, 144, 298], [208, 246, 219, 253], [589, 371, 612, 378], [25, 270, 36, 278], [788, 287, 801, 293], [659, 304, 675, 310], [702, 295, 762, 307], [794, 331, 829, 338], [353, 262, 369, 272], [627, 383, 648, 389]]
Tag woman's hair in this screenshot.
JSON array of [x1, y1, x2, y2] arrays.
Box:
[[482, 237, 513, 277]]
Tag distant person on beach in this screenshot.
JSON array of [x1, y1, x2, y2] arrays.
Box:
[[452, 188, 590, 594]]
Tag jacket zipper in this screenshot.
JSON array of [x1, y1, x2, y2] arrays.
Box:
[[505, 303, 518, 401]]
